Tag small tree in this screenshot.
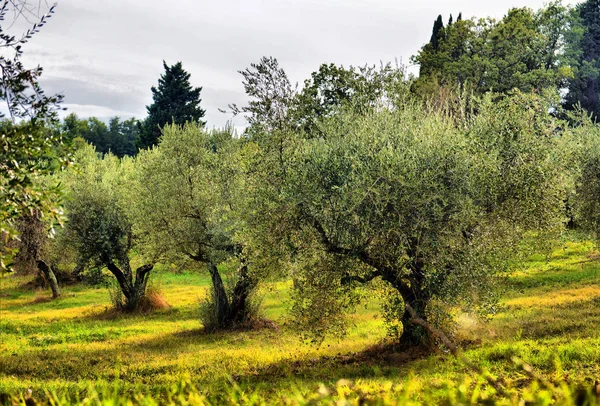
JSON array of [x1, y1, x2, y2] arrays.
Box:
[[64, 146, 153, 311], [293, 62, 406, 136], [230, 56, 296, 136], [131, 123, 257, 329], [139, 61, 206, 149], [259, 91, 567, 345]]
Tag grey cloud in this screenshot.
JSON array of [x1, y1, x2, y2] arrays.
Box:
[[16, 0, 580, 128], [40, 77, 147, 114]]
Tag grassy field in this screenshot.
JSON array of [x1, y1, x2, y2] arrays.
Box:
[[1, 239, 600, 404]]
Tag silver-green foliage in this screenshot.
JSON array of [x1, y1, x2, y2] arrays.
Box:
[[263, 91, 567, 343], [62, 146, 153, 311], [130, 123, 258, 328], [570, 113, 600, 238]]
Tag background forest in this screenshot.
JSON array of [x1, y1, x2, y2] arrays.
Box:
[[2, 0, 600, 405]]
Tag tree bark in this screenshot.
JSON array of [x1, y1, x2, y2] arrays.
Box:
[[131, 263, 154, 308], [228, 260, 255, 324], [208, 262, 231, 327], [399, 288, 429, 346], [380, 266, 431, 346], [134, 264, 153, 295], [36, 260, 60, 298], [106, 262, 134, 300]]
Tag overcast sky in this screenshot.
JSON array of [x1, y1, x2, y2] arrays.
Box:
[[16, 0, 579, 129]]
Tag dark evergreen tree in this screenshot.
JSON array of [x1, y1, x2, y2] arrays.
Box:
[[139, 61, 206, 149], [419, 15, 446, 77], [430, 15, 445, 50], [565, 0, 600, 119]]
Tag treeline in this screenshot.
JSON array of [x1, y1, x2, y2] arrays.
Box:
[[17, 57, 600, 346], [61, 114, 139, 157]]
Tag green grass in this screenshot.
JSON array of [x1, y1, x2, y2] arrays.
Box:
[[1, 240, 600, 404]]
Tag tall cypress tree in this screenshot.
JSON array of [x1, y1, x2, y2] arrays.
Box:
[[430, 15, 445, 50], [566, 0, 600, 119], [418, 15, 446, 77], [139, 61, 206, 149]]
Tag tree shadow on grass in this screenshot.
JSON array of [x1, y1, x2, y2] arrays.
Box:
[[76, 302, 198, 323], [2, 321, 436, 394], [173, 317, 280, 338], [231, 342, 433, 385]]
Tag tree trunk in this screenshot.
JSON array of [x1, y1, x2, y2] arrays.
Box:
[[36, 260, 60, 299], [208, 262, 231, 327], [399, 288, 430, 346], [130, 263, 154, 309], [381, 267, 430, 346], [106, 262, 153, 311], [228, 261, 255, 324], [107, 262, 134, 300]]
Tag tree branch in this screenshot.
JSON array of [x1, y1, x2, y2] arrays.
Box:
[[341, 270, 382, 285], [299, 203, 372, 265], [135, 263, 154, 282]]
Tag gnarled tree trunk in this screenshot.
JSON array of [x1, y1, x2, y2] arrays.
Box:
[[380, 262, 431, 346], [36, 260, 60, 298], [106, 262, 154, 311], [206, 259, 256, 330], [208, 262, 231, 326], [228, 259, 255, 324], [399, 288, 429, 346]]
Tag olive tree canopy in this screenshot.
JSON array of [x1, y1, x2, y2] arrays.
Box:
[[130, 124, 258, 329], [259, 91, 567, 344]]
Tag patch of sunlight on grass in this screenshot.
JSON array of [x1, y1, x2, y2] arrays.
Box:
[[505, 285, 600, 309]]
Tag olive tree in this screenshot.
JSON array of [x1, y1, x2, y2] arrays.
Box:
[[63, 146, 154, 311], [130, 123, 257, 329], [260, 91, 567, 345], [569, 113, 600, 236]]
